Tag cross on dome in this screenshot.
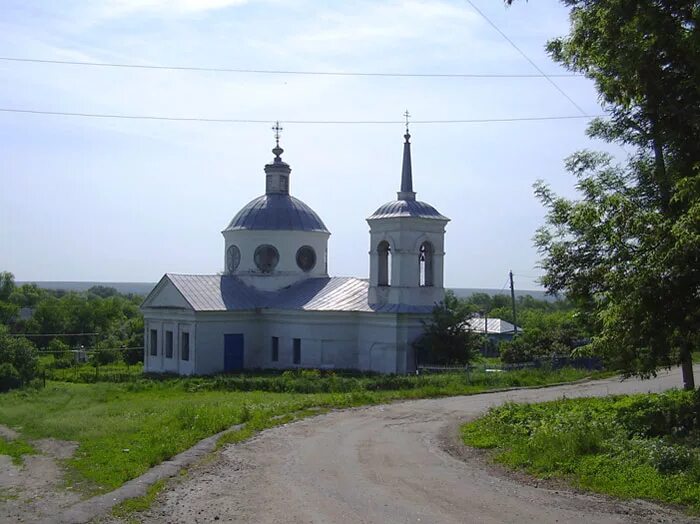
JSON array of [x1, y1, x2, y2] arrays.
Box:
[[271, 121, 284, 159], [272, 121, 283, 146]]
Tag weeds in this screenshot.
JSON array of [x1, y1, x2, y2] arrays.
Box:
[[462, 391, 700, 512], [0, 437, 36, 465]]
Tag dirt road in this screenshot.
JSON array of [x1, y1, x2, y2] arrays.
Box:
[[141, 368, 698, 523]]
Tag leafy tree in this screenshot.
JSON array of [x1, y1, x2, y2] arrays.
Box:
[[499, 310, 584, 363], [8, 283, 45, 308], [0, 272, 15, 302], [87, 285, 119, 299], [414, 292, 483, 366], [0, 302, 19, 325], [0, 327, 39, 391], [513, 0, 700, 388]]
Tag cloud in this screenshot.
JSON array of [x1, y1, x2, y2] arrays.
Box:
[[97, 0, 251, 18], [291, 0, 480, 53]]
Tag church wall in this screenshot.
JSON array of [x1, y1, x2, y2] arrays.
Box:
[[142, 310, 196, 375], [395, 314, 429, 374], [356, 313, 429, 373], [192, 311, 263, 374], [143, 309, 429, 375], [357, 314, 399, 373], [258, 310, 360, 370]]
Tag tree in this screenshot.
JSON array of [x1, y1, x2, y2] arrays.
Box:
[[0, 272, 15, 302], [8, 283, 45, 308], [87, 285, 119, 299], [0, 327, 39, 391], [414, 292, 484, 366], [518, 1, 700, 389]]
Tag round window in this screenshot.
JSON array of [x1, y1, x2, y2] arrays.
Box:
[[296, 245, 316, 272], [254, 244, 279, 273], [226, 245, 241, 274]]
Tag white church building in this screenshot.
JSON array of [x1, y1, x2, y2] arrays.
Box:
[[141, 127, 449, 374]]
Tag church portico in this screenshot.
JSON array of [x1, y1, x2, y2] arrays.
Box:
[[142, 121, 449, 375]]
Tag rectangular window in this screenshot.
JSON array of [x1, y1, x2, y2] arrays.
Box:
[[150, 329, 158, 356], [181, 332, 190, 361], [293, 338, 301, 365], [271, 336, 279, 362], [165, 330, 173, 358]]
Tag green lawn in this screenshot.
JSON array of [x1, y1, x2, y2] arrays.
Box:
[[0, 366, 600, 495], [462, 391, 700, 513]]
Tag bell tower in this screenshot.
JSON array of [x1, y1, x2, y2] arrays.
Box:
[[367, 119, 449, 308]]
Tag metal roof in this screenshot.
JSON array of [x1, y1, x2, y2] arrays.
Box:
[[149, 274, 435, 314], [466, 317, 520, 335], [368, 199, 448, 221], [224, 194, 329, 233]]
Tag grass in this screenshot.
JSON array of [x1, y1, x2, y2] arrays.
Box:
[[111, 479, 166, 520], [0, 366, 601, 497], [40, 358, 144, 383], [0, 437, 36, 465], [462, 390, 700, 513]]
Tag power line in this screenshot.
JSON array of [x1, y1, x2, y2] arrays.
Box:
[[0, 56, 581, 79], [41, 347, 144, 353], [8, 332, 99, 337], [463, 0, 588, 116], [0, 107, 604, 125]]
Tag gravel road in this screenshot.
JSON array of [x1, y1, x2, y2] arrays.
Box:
[[140, 368, 699, 524]]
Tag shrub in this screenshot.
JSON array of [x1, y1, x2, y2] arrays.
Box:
[[0, 332, 39, 390], [91, 348, 121, 366], [500, 337, 535, 363], [0, 362, 21, 392], [123, 346, 143, 366]]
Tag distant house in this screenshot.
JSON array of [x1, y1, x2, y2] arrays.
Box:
[[18, 307, 34, 321], [467, 317, 520, 339], [466, 317, 521, 357]]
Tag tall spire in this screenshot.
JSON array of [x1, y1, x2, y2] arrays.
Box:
[[397, 110, 416, 201]]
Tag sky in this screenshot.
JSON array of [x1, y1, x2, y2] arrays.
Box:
[[0, 0, 621, 290]]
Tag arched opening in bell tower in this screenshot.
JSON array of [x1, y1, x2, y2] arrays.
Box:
[[419, 241, 434, 287], [377, 240, 391, 286]]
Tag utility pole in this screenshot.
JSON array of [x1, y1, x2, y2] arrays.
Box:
[[509, 270, 518, 335]]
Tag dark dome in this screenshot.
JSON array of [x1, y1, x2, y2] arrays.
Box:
[[368, 199, 448, 221], [225, 194, 329, 233]]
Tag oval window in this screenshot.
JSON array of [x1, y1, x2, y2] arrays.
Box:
[[296, 246, 316, 272], [226, 245, 241, 274], [254, 244, 279, 273]]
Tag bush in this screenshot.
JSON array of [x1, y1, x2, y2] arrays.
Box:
[[0, 362, 21, 392], [0, 332, 39, 390], [123, 346, 143, 366], [46, 339, 72, 366], [500, 337, 536, 363], [91, 348, 121, 366]]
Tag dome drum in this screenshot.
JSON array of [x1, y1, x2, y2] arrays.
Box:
[[222, 228, 329, 291]]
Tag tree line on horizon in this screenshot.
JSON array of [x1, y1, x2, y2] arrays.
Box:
[[0, 271, 144, 390]]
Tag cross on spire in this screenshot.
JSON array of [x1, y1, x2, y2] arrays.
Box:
[[272, 121, 283, 147], [403, 110, 411, 134]]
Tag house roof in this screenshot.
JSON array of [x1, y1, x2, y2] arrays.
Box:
[[466, 317, 520, 335], [143, 274, 435, 314]]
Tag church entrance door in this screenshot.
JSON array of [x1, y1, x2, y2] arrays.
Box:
[[224, 333, 244, 372]]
